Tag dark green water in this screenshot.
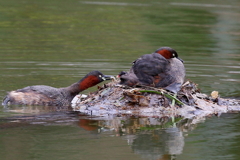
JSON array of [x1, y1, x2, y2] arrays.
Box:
[[0, 0, 240, 160]]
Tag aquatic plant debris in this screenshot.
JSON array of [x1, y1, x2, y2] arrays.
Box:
[[139, 90, 184, 105], [71, 79, 240, 119]]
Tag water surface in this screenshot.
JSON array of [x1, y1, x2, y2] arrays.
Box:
[[0, 0, 240, 160]]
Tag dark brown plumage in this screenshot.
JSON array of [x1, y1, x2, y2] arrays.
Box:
[[119, 47, 185, 93], [2, 71, 112, 106]]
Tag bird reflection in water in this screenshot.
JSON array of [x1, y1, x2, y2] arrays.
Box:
[[78, 115, 197, 160]]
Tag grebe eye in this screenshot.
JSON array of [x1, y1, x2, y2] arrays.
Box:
[[99, 75, 106, 80], [172, 53, 175, 57]]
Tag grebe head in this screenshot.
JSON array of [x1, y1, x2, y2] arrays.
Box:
[[79, 71, 113, 91], [155, 47, 183, 63]]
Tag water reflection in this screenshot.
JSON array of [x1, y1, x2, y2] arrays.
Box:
[[0, 0, 240, 159], [78, 115, 199, 160], [1, 104, 197, 160], [0, 105, 76, 129], [3, 104, 71, 114], [1, 105, 240, 160], [131, 128, 184, 160]]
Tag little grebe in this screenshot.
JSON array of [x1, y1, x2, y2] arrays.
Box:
[[2, 71, 113, 106], [119, 47, 185, 93]]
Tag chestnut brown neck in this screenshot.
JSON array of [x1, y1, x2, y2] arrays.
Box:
[[78, 75, 101, 91], [64, 75, 102, 97]]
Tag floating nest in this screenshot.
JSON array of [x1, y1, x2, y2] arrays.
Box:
[[71, 79, 240, 119]]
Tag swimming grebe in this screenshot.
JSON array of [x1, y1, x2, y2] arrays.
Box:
[[2, 71, 113, 106], [119, 47, 185, 93]]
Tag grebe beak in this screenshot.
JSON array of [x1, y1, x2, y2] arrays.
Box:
[[177, 57, 184, 63], [103, 75, 116, 81]]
